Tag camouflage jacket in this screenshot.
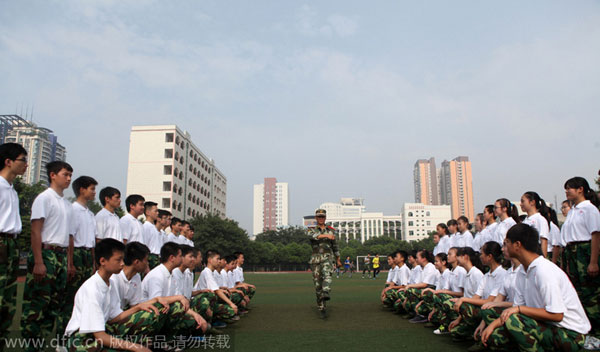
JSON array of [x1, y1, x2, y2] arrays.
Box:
[[308, 226, 340, 264]]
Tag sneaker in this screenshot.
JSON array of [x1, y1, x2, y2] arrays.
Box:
[[212, 321, 227, 329], [433, 327, 450, 335], [584, 335, 600, 350], [409, 315, 428, 324]]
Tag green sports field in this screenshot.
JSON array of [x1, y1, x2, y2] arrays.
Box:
[[9, 272, 474, 351]]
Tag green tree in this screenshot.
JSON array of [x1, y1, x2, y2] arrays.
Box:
[[189, 213, 250, 257], [13, 179, 46, 252], [255, 226, 310, 245]]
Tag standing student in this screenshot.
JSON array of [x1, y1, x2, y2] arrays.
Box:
[[372, 254, 381, 279], [21, 161, 75, 349], [561, 177, 600, 343], [479, 205, 499, 248], [61, 176, 98, 335], [520, 191, 551, 256], [95, 187, 123, 243], [454, 216, 475, 250], [157, 209, 173, 244], [142, 202, 162, 270], [472, 213, 486, 253], [492, 198, 519, 246], [447, 219, 459, 248], [0, 142, 27, 346], [436, 223, 451, 254], [169, 217, 183, 237], [342, 256, 352, 278], [556, 200, 572, 267], [547, 208, 561, 262], [481, 224, 591, 351], [362, 254, 372, 278], [119, 195, 145, 245]]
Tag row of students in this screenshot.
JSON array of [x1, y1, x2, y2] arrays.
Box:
[[0, 143, 257, 351]]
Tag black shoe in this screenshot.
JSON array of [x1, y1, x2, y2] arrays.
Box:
[[322, 292, 330, 301], [409, 315, 428, 324]]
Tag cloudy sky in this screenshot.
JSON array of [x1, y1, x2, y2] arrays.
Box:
[[1, 1, 599, 234]]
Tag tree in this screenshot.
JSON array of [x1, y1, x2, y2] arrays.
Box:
[[255, 226, 310, 245], [189, 213, 250, 258], [13, 179, 46, 252]]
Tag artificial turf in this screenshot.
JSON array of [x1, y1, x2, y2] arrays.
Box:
[[8, 273, 475, 351]]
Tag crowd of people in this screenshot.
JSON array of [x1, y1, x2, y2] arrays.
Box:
[[0, 142, 256, 352], [380, 179, 600, 351]]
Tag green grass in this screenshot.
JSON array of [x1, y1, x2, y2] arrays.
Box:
[[9, 273, 474, 351]]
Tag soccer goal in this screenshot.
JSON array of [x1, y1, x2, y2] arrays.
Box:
[[355, 256, 390, 273]]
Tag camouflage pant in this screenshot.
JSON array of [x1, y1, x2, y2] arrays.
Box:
[[383, 289, 398, 307], [482, 309, 585, 352], [21, 249, 68, 351], [565, 242, 600, 336], [215, 299, 236, 321], [403, 288, 423, 313], [433, 293, 458, 328], [451, 302, 481, 339], [59, 247, 94, 335], [392, 290, 408, 313], [191, 292, 216, 322], [148, 254, 160, 270], [161, 301, 204, 337], [67, 303, 168, 351], [416, 290, 434, 317], [311, 260, 333, 309], [0, 237, 18, 344]]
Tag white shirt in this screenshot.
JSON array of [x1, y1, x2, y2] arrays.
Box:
[[176, 235, 187, 245], [184, 269, 194, 298], [513, 256, 591, 334], [110, 270, 143, 310], [143, 222, 162, 255], [493, 217, 517, 245], [394, 264, 410, 286], [142, 264, 175, 300], [386, 265, 397, 282], [194, 267, 219, 291], [472, 232, 484, 252], [463, 266, 484, 298], [548, 222, 561, 252], [475, 265, 507, 299], [95, 208, 122, 242], [438, 235, 451, 254], [479, 222, 498, 248], [119, 213, 145, 244], [70, 202, 97, 248], [172, 267, 186, 297], [499, 264, 520, 303], [408, 265, 422, 284], [212, 268, 223, 287], [31, 188, 72, 247], [453, 230, 475, 250], [561, 200, 600, 244], [165, 232, 179, 244], [420, 262, 439, 286], [233, 266, 245, 283], [0, 176, 21, 235], [226, 270, 236, 289], [436, 268, 452, 290], [523, 213, 549, 244], [65, 272, 122, 336], [449, 265, 467, 293]]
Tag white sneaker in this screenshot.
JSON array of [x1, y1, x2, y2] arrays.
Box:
[[584, 335, 600, 350], [433, 328, 449, 335]]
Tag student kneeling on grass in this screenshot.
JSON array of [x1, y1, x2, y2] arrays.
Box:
[[381, 250, 410, 307], [65, 239, 157, 352], [480, 224, 591, 351], [402, 250, 440, 321], [195, 250, 239, 325]]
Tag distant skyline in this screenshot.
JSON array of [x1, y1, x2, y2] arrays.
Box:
[[1, 1, 599, 234]]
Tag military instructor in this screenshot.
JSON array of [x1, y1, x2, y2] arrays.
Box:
[[308, 209, 341, 317]]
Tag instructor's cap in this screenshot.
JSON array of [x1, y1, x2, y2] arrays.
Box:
[[315, 209, 326, 217]]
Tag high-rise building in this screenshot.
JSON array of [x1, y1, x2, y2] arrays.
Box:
[[440, 156, 474, 221], [414, 157, 439, 205], [126, 125, 227, 220], [0, 114, 67, 185], [253, 178, 289, 235]]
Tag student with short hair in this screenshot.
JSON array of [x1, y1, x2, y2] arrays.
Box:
[[562, 177, 600, 344], [61, 175, 98, 335], [520, 191, 551, 256], [481, 224, 591, 350], [447, 219, 459, 247], [170, 217, 183, 236], [431, 247, 467, 335], [157, 209, 173, 244], [0, 142, 27, 344], [21, 161, 75, 348], [190, 250, 220, 329], [195, 250, 238, 323], [142, 201, 162, 270], [392, 251, 422, 314], [382, 250, 410, 307], [233, 251, 256, 299], [224, 255, 249, 312], [120, 195, 145, 245], [95, 186, 123, 243], [64, 239, 157, 352], [492, 198, 519, 246], [383, 254, 397, 287], [403, 250, 440, 322]]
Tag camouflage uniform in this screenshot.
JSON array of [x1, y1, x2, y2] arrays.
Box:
[[450, 302, 481, 340], [0, 236, 18, 345], [308, 220, 340, 311], [416, 289, 434, 317], [59, 247, 94, 335], [482, 310, 585, 351], [148, 254, 160, 271], [565, 242, 600, 336], [403, 288, 424, 313], [432, 293, 458, 329], [191, 291, 216, 322], [21, 248, 68, 351], [392, 290, 409, 313]]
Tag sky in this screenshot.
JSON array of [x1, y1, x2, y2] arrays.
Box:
[[1, 0, 599, 234]]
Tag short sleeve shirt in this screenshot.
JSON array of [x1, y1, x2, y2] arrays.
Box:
[[523, 213, 549, 243], [561, 200, 600, 243], [95, 208, 122, 242], [195, 267, 219, 291], [475, 266, 507, 299], [110, 270, 143, 310], [464, 266, 484, 298], [449, 265, 467, 293], [420, 262, 439, 286], [70, 202, 97, 248], [31, 188, 72, 247], [493, 217, 516, 245], [0, 176, 21, 235], [143, 222, 162, 255], [142, 264, 175, 300], [119, 213, 145, 244], [394, 264, 410, 286]]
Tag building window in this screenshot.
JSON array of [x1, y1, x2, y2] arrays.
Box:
[[409, 231, 414, 236], [408, 212, 413, 217], [163, 165, 172, 175], [408, 221, 413, 226], [426, 211, 430, 216], [164, 149, 173, 159], [165, 133, 174, 142], [162, 198, 170, 208], [163, 182, 171, 192]]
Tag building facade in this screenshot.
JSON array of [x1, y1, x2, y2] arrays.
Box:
[[440, 156, 474, 221], [414, 157, 439, 205], [253, 178, 289, 235], [402, 203, 452, 241], [126, 125, 227, 220], [1, 114, 67, 185]]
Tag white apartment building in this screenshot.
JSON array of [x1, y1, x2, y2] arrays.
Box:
[[402, 203, 451, 241], [1, 114, 67, 185], [126, 125, 227, 220], [253, 178, 289, 235]]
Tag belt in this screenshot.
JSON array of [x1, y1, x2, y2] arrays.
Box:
[[0, 232, 17, 240], [75, 246, 94, 250], [42, 244, 67, 252], [567, 240, 591, 246]]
